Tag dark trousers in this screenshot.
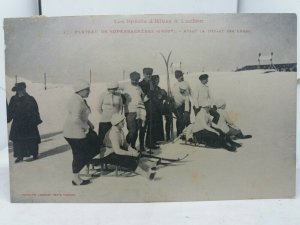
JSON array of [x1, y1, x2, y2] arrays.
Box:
[[164, 114, 173, 141], [103, 153, 138, 171], [13, 140, 39, 159], [174, 104, 190, 136], [209, 108, 220, 124], [98, 122, 112, 146], [125, 112, 143, 149], [193, 129, 223, 148], [227, 126, 242, 137], [65, 133, 99, 173]]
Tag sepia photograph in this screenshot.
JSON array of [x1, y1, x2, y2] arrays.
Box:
[[4, 13, 297, 203]]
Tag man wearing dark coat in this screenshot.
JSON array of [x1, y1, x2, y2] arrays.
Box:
[[139, 67, 159, 150], [145, 75, 166, 147], [7, 82, 42, 163]]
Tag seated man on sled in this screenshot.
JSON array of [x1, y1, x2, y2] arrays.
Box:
[[99, 113, 158, 180], [181, 101, 241, 152], [214, 99, 252, 140]]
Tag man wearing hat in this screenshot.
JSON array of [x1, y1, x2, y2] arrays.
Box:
[[172, 81, 191, 136], [193, 74, 219, 123], [97, 81, 123, 145], [138, 67, 159, 149], [7, 82, 42, 163], [173, 70, 192, 96], [119, 71, 145, 150], [193, 74, 210, 114]]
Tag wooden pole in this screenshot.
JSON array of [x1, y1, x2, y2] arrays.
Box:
[[89, 69, 92, 83], [160, 50, 174, 141], [44, 73, 47, 90], [15, 75, 17, 84]]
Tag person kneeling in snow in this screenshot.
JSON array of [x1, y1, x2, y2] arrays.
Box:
[[215, 99, 252, 140], [100, 114, 157, 180], [183, 102, 240, 152]]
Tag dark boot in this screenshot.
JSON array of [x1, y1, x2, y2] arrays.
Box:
[[223, 143, 236, 152], [225, 136, 242, 148], [15, 158, 23, 163], [236, 132, 252, 139]]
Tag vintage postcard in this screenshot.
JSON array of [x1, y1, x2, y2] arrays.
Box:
[[4, 14, 296, 203]]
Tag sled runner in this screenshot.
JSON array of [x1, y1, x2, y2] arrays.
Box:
[[140, 153, 189, 163]]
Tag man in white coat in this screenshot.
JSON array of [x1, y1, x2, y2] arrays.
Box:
[[119, 71, 146, 150], [193, 74, 219, 123]]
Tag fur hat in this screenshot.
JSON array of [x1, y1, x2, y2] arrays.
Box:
[[111, 114, 126, 126], [73, 80, 90, 93], [151, 75, 159, 81], [175, 70, 183, 79], [130, 71, 141, 81], [143, 67, 153, 75], [199, 74, 209, 81]]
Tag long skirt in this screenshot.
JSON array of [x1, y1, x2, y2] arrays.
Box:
[[65, 133, 99, 173], [13, 139, 39, 159]]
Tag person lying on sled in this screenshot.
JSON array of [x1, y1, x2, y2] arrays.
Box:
[[183, 102, 240, 152], [214, 99, 252, 140], [99, 113, 157, 180]]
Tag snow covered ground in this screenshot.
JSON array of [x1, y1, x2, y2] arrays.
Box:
[[5, 71, 296, 202]]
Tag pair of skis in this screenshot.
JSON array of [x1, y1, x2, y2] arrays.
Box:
[[141, 152, 189, 163], [160, 51, 175, 142]]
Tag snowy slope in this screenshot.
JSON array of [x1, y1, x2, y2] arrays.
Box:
[[5, 71, 297, 202]]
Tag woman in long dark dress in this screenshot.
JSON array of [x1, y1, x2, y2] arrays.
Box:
[[145, 75, 167, 148], [7, 82, 42, 163]]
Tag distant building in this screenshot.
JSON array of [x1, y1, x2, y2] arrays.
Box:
[[236, 63, 297, 72]]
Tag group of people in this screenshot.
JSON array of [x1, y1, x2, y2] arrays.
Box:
[[7, 67, 251, 186], [63, 77, 159, 185]]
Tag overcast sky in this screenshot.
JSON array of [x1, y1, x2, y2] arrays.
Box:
[[4, 14, 297, 83]]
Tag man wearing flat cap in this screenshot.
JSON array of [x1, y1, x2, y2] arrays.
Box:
[[138, 67, 159, 150], [119, 71, 145, 150], [173, 70, 192, 96], [193, 74, 212, 114], [97, 81, 123, 146], [193, 74, 219, 123], [7, 82, 42, 163], [167, 70, 193, 137], [171, 80, 191, 136]]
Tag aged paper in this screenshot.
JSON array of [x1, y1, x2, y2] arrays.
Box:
[[4, 14, 296, 203]]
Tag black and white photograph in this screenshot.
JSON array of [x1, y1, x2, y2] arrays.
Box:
[[4, 13, 297, 203]]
